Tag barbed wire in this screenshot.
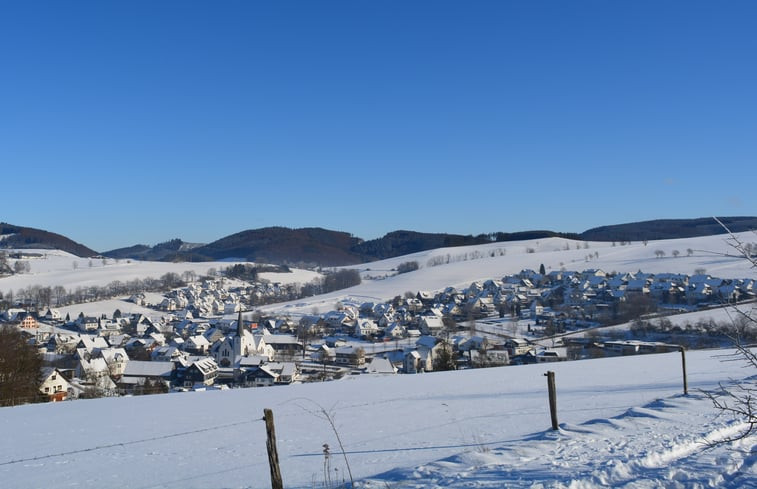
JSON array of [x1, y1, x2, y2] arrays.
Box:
[[0, 417, 263, 467]]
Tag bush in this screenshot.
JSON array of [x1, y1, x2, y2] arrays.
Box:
[[396, 261, 419, 274]]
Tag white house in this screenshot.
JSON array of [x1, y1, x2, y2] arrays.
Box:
[[39, 368, 73, 402]]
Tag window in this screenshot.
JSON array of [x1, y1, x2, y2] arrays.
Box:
[[44, 387, 50, 393]]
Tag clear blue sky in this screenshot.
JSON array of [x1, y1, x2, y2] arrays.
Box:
[[2, 1, 755, 252]]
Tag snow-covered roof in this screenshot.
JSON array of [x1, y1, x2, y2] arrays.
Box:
[[122, 361, 173, 378]]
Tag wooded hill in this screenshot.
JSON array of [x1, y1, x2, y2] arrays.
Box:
[[0, 223, 97, 258], [4, 217, 755, 266]]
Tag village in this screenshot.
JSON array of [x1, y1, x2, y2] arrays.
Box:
[[4, 263, 756, 404]]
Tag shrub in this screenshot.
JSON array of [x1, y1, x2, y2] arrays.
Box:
[[396, 260, 419, 274]]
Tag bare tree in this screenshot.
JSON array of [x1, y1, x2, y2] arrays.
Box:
[[0, 326, 43, 406], [703, 219, 757, 443]]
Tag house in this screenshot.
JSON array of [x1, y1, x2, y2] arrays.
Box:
[[416, 291, 435, 305], [74, 361, 118, 397], [98, 318, 122, 335], [243, 365, 278, 387], [419, 316, 445, 336], [266, 362, 298, 384], [43, 308, 62, 322], [354, 319, 379, 339], [17, 311, 38, 329], [77, 335, 109, 356], [77, 316, 100, 332], [175, 357, 219, 387], [384, 322, 406, 339], [39, 368, 73, 402], [406, 298, 424, 313], [151, 345, 184, 363], [263, 334, 304, 361], [119, 361, 174, 392], [505, 338, 532, 356], [241, 362, 298, 387], [185, 334, 211, 354], [101, 347, 129, 377], [312, 344, 335, 364], [76, 357, 111, 383], [365, 356, 397, 375], [416, 337, 452, 372], [403, 350, 422, 374], [334, 346, 366, 367]]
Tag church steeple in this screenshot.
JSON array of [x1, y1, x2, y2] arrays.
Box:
[[237, 310, 244, 337]]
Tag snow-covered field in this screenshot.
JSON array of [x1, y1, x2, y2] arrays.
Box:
[[0, 250, 321, 292], [1, 349, 755, 488]]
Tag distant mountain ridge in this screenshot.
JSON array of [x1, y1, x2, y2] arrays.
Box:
[[3, 217, 755, 265], [579, 216, 757, 242], [0, 222, 97, 258], [102, 216, 757, 265], [104, 239, 204, 262]]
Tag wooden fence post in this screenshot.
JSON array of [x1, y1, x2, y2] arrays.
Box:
[[545, 371, 559, 430], [680, 346, 688, 395], [264, 408, 284, 489]]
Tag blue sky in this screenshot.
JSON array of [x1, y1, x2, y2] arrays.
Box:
[[2, 1, 755, 252]]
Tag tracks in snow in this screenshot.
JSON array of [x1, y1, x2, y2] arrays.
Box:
[[360, 394, 757, 489]]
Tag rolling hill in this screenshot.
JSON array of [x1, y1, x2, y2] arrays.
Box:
[[104, 217, 757, 266], [4, 217, 756, 266], [0, 222, 97, 257]]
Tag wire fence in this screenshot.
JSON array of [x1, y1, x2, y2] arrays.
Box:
[[0, 417, 264, 467]]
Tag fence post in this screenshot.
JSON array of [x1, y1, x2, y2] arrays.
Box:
[[680, 346, 688, 395], [544, 371, 559, 430], [264, 409, 283, 489]]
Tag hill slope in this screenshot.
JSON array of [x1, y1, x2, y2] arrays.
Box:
[[0, 222, 96, 257], [187, 227, 365, 266], [1, 350, 754, 488], [106, 217, 756, 265], [580, 216, 757, 242]]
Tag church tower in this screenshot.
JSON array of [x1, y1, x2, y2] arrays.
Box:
[[237, 309, 245, 337]]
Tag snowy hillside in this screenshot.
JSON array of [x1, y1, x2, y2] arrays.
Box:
[[2, 232, 757, 487], [3, 233, 754, 321], [263, 232, 757, 316], [0, 249, 321, 292], [1, 348, 755, 488]]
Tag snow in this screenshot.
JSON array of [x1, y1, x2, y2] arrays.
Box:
[[1, 350, 756, 488], [0, 249, 321, 292], [57, 299, 159, 321], [3, 232, 757, 487], [262, 233, 757, 317]]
